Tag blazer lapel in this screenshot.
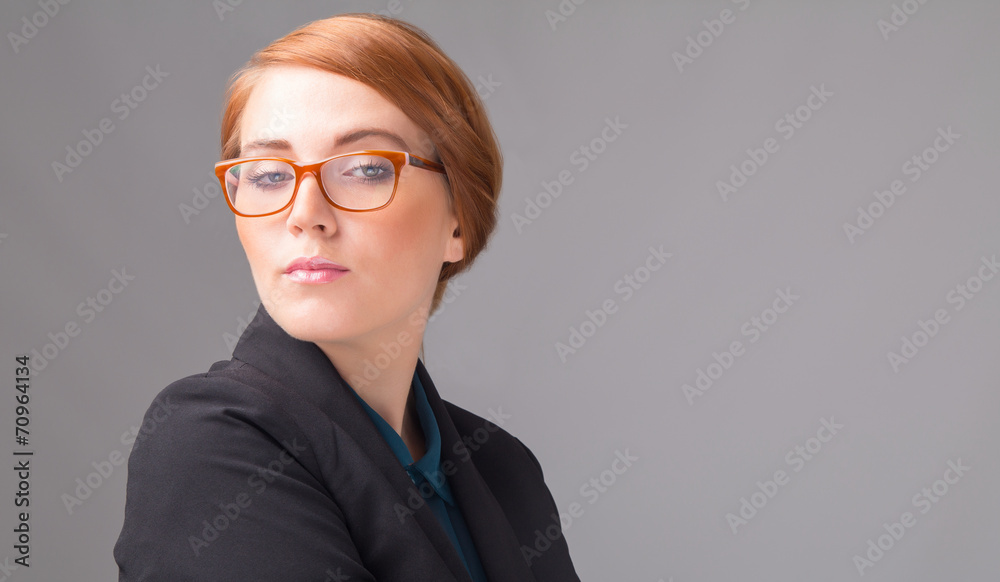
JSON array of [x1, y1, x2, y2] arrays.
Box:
[[416, 361, 539, 582], [232, 304, 472, 581]]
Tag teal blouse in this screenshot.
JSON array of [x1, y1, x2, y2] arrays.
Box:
[[349, 370, 488, 582]]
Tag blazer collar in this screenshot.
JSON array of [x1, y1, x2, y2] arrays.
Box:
[[231, 304, 535, 582]]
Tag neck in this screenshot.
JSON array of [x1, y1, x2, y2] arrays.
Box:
[[316, 320, 428, 458]]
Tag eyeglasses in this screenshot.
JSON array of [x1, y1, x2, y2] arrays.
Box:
[[214, 149, 447, 217]]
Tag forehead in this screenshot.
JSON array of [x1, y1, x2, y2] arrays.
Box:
[[239, 65, 426, 155]]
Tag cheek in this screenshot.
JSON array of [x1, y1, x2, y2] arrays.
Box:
[[359, 200, 449, 298], [374, 199, 447, 265], [235, 219, 273, 278]]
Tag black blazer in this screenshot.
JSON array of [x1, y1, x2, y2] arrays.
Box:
[[114, 304, 580, 581]]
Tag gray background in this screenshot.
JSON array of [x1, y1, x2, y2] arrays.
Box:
[[1, 0, 998, 580]]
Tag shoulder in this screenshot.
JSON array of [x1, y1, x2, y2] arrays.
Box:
[[129, 360, 308, 458], [115, 361, 357, 580], [124, 358, 334, 501], [121, 358, 325, 510]]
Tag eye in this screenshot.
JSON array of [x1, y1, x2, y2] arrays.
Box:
[[345, 157, 393, 183], [241, 161, 295, 190], [254, 170, 289, 184]]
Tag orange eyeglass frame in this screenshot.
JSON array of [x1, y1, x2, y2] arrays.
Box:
[[213, 149, 447, 217]]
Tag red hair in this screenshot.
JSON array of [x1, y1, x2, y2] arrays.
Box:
[[219, 13, 502, 315]]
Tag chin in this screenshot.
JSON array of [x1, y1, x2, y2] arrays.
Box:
[[275, 311, 360, 346], [265, 293, 361, 345]]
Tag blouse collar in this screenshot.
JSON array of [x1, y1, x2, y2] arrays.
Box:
[[349, 369, 456, 505]]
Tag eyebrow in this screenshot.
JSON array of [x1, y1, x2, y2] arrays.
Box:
[[240, 127, 412, 157]]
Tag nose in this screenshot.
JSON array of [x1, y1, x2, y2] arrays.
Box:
[[286, 170, 338, 236]]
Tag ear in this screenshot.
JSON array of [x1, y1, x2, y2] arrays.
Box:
[[443, 217, 464, 264]]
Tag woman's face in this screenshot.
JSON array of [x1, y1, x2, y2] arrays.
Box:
[[234, 65, 463, 348]]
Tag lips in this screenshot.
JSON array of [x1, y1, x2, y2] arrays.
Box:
[[285, 256, 348, 274]]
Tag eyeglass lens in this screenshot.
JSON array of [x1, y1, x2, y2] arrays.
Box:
[[224, 153, 397, 214]]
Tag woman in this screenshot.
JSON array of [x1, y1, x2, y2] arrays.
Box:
[[114, 12, 580, 582]]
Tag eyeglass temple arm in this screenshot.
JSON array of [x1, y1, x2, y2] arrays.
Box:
[[407, 153, 447, 175]]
